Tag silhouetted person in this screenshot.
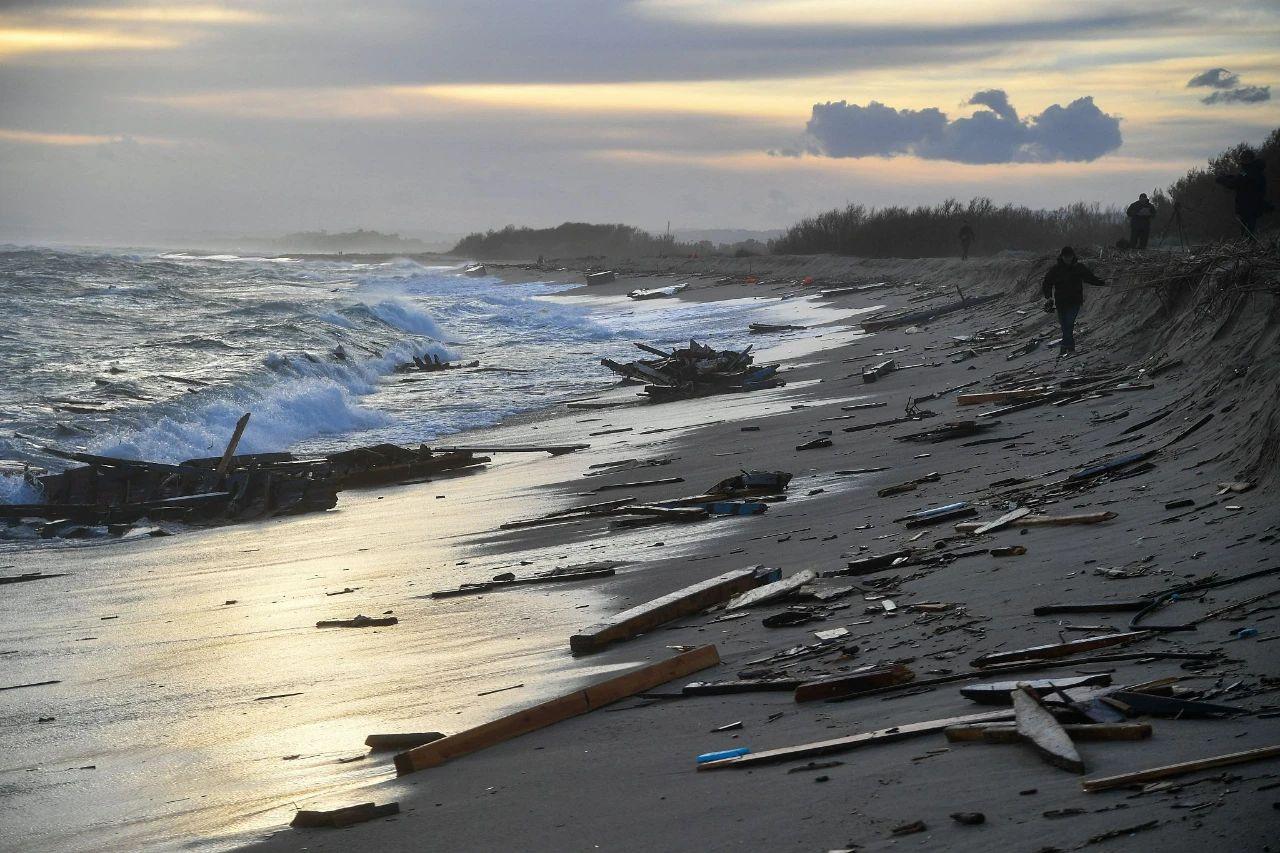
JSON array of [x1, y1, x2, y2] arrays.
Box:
[[958, 223, 975, 260], [1041, 246, 1107, 356], [1216, 149, 1270, 240], [1125, 193, 1156, 249]]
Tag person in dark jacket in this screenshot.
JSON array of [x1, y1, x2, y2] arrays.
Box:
[[958, 222, 975, 260], [1216, 149, 1270, 240], [1041, 246, 1107, 356], [1125, 193, 1156, 249]]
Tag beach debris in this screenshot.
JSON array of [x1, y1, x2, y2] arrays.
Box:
[[861, 292, 1001, 332], [898, 502, 978, 527], [950, 812, 985, 826], [953, 512, 1117, 533], [697, 709, 1015, 771], [724, 569, 813, 611], [890, 820, 927, 836], [1, 680, 61, 691], [585, 269, 616, 285], [463, 263, 487, 276], [476, 683, 524, 697], [1013, 683, 1085, 773], [862, 359, 897, 383], [749, 322, 805, 334], [897, 420, 999, 443], [600, 339, 781, 401], [957, 388, 1053, 406], [430, 444, 587, 456], [1215, 480, 1255, 495], [0, 571, 68, 585], [971, 507, 1031, 535], [365, 732, 446, 751], [829, 549, 914, 577], [793, 663, 915, 703], [291, 801, 400, 829], [876, 471, 940, 497], [612, 506, 709, 528], [946, 723, 1151, 743], [990, 546, 1027, 557], [591, 477, 685, 493], [971, 631, 1153, 668], [315, 615, 398, 629], [682, 679, 802, 696], [795, 438, 832, 451], [394, 355, 480, 374], [697, 747, 750, 764], [1033, 600, 1149, 616], [711, 721, 744, 733], [253, 692, 304, 702], [395, 645, 720, 775], [959, 675, 1113, 705], [570, 568, 777, 654], [1082, 744, 1280, 792], [628, 283, 687, 300], [430, 566, 619, 599], [1098, 692, 1244, 719]]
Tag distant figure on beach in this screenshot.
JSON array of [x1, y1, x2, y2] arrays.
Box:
[[1125, 194, 1156, 249], [958, 222, 975, 260], [1041, 246, 1107, 357], [1216, 149, 1271, 240]]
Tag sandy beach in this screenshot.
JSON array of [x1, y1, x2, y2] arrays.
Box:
[[5, 252, 1278, 853]]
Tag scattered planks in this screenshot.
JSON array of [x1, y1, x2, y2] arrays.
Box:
[[1013, 683, 1085, 773], [395, 645, 720, 775], [1081, 744, 1280, 792], [291, 802, 399, 829], [971, 631, 1153, 668], [697, 709, 1015, 771], [960, 674, 1112, 705], [793, 663, 915, 703], [954, 511, 1117, 533], [570, 567, 775, 654]]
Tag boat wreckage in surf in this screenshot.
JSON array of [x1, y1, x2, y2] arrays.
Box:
[[600, 339, 782, 401]]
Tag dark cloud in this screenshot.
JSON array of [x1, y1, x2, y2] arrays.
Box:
[[797, 90, 1122, 164], [1201, 85, 1271, 104], [1186, 68, 1240, 89]]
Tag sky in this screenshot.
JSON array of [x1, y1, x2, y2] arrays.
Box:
[[1, 0, 1278, 245]]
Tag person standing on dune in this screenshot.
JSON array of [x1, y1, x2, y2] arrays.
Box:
[[1125, 193, 1156, 249], [958, 222, 975, 260], [1041, 246, 1108, 357], [1216, 149, 1271, 241]]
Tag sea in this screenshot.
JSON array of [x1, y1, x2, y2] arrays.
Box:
[[0, 246, 813, 507]]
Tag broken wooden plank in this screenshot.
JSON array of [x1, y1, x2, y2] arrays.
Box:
[[365, 732, 446, 750], [956, 388, 1053, 406], [315, 615, 398, 628], [395, 645, 720, 774], [947, 722, 1150, 744], [971, 507, 1031, 535], [697, 709, 1014, 771], [0, 572, 69, 585], [429, 568, 617, 599], [827, 550, 914, 577], [960, 674, 1112, 705], [1101, 691, 1245, 719], [570, 567, 773, 655], [954, 511, 1117, 533], [794, 663, 915, 703], [971, 631, 1153, 668], [1081, 744, 1280, 792], [1, 680, 61, 691], [682, 679, 802, 696], [1014, 682, 1085, 773], [215, 413, 252, 477], [291, 802, 399, 828], [1033, 600, 1151, 616], [591, 477, 685, 493], [430, 444, 588, 455], [723, 569, 814, 611]]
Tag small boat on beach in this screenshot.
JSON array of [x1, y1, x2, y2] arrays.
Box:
[[585, 270, 616, 285]]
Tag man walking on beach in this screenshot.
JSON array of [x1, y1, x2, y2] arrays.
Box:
[[1216, 149, 1271, 241], [1125, 194, 1156, 249], [958, 222, 975, 260], [1042, 246, 1107, 357]]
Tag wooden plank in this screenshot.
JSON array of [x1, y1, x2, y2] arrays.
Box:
[[365, 732, 446, 750], [395, 645, 720, 774], [697, 709, 1014, 771], [946, 722, 1151, 744], [1013, 683, 1085, 773], [216, 413, 252, 477], [428, 568, 617, 599], [682, 679, 801, 696], [957, 388, 1053, 406], [724, 570, 814, 611], [971, 507, 1032, 535], [971, 631, 1153, 668], [1081, 744, 1280, 792], [960, 674, 1112, 705], [291, 802, 399, 828], [570, 568, 767, 654], [430, 444, 588, 455], [954, 511, 1117, 533], [592, 477, 685, 493], [794, 663, 915, 703]]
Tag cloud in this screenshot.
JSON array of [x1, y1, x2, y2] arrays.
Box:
[[1201, 85, 1271, 105], [1186, 68, 1239, 89], [1186, 67, 1272, 106], [796, 90, 1122, 164]]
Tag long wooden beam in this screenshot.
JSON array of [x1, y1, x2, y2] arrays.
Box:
[[570, 567, 771, 655], [394, 645, 720, 775], [1081, 744, 1280, 792]]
